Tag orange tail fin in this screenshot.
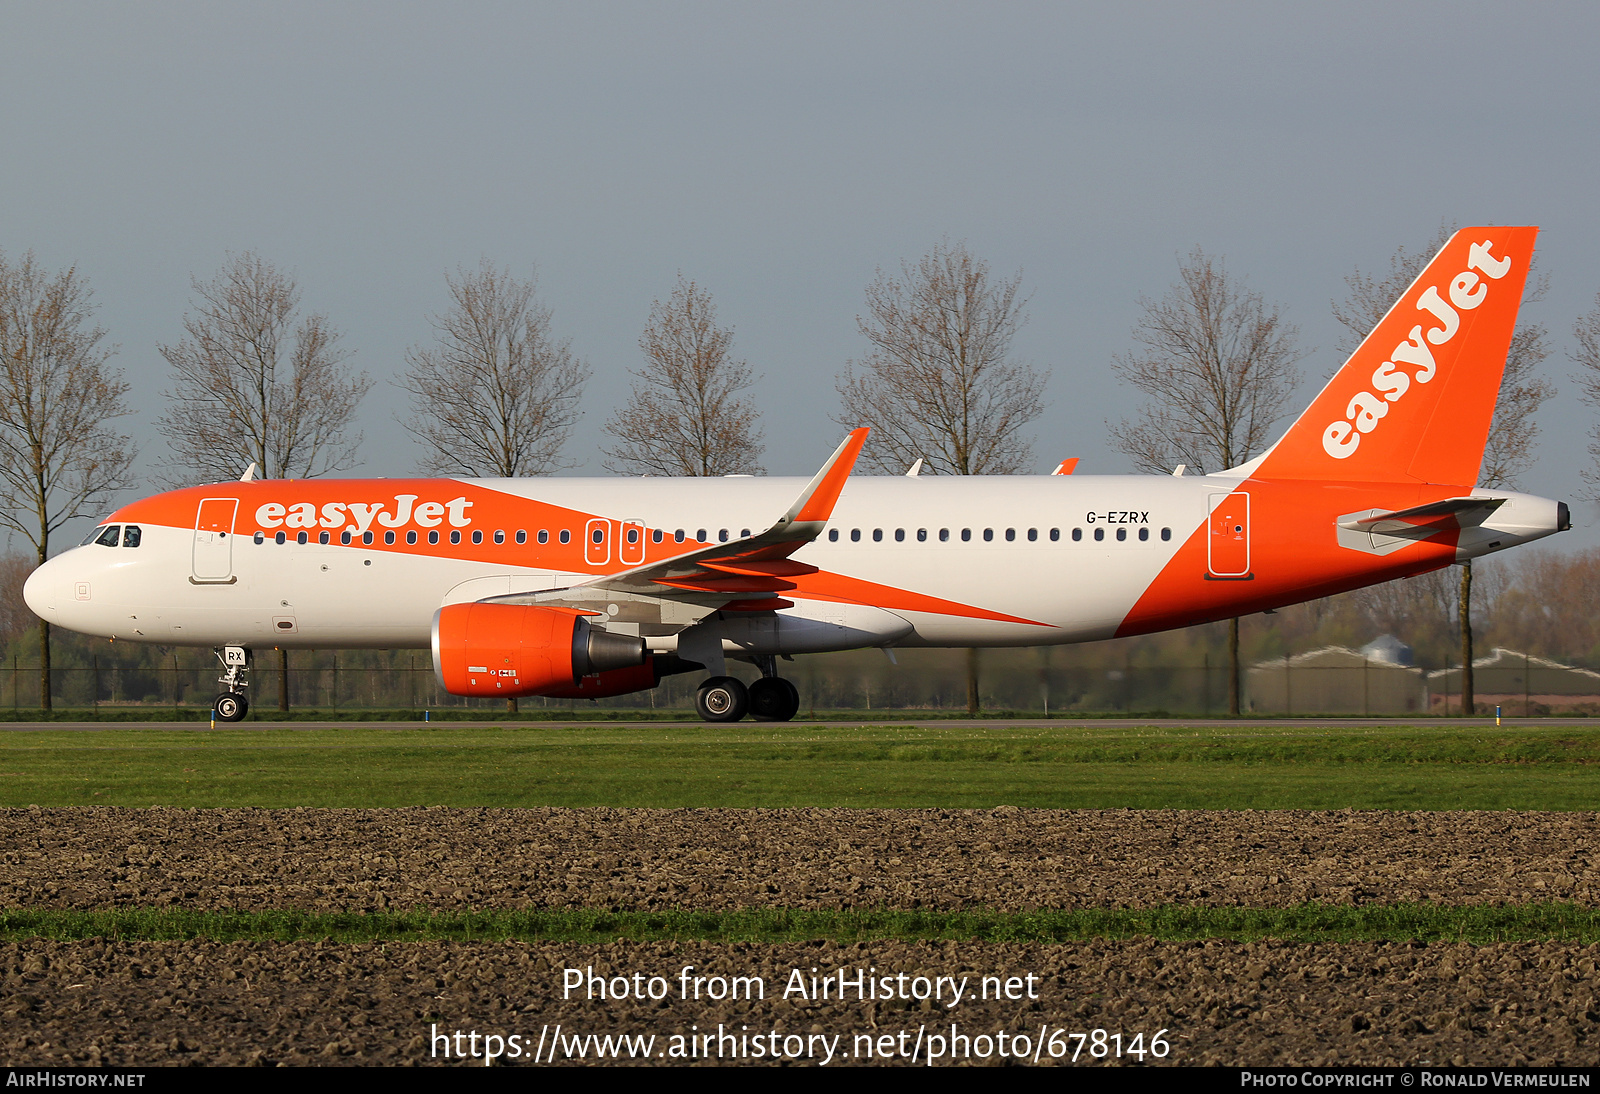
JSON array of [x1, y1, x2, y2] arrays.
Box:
[[1255, 226, 1536, 486]]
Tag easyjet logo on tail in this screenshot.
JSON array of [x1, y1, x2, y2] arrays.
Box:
[[1322, 240, 1513, 460]]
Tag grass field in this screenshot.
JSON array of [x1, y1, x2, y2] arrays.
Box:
[[4, 720, 1600, 809], [7, 904, 1600, 944]]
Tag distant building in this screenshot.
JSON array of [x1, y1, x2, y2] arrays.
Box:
[[1426, 649, 1600, 714], [1247, 639, 1427, 714]]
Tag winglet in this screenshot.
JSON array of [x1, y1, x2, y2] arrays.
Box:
[[782, 428, 869, 526]]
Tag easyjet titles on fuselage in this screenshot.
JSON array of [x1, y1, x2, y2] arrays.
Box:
[[254, 495, 475, 534]]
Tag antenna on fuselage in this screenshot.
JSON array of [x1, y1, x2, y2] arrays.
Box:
[[240, 462, 259, 482]]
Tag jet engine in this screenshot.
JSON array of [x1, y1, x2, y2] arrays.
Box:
[[432, 602, 646, 698]]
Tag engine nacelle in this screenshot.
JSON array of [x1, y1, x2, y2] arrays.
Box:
[[432, 602, 646, 698], [537, 658, 662, 700]]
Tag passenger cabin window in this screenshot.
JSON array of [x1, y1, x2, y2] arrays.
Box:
[[122, 525, 142, 548], [828, 529, 839, 542], [496, 530, 506, 544], [850, 529, 861, 542], [1027, 528, 1037, 542], [1094, 528, 1105, 541], [719, 529, 730, 542], [428, 531, 439, 545], [939, 529, 950, 542], [406, 531, 417, 545], [1049, 528, 1059, 542], [341, 531, 353, 545], [1138, 527, 1149, 541], [450, 530, 461, 544], [916, 529, 927, 542], [516, 530, 527, 544], [961, 529, 971, 542], [297, 531, 308, 545], [983, 529, 994, 542], [275, 531, 286, 545], [384, 531, 395, 545], [538, 530, 549, 544], [1116, 528, 1127, 541], [894, 529, 905, 542], [361, 531, 373, 545], [1072, 528, 1082, 541], [696, 529, 707, 542], [472, 530, 484, 544], [1004, 529, 1015, 542], [1161, 528, 1172, 541], [94, 525, 121, 547], [319, 531, 330, 545], [872, 529, 883, 542], [254, 531, 264, 545]]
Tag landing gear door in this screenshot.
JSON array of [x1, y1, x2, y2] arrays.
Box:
[[193, 497, 239, 583], [1207, 491, 1251, 578]]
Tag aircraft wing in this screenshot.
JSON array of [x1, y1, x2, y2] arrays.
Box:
[[1337, 496, 1506, 541], [489, 429, 869, 622]]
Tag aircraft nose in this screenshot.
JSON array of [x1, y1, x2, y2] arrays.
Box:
[[23, 555, 61, 620]]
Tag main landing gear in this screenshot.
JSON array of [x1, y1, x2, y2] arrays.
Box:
[[694, 658, 801, 723], [212, 645, 251, 723]]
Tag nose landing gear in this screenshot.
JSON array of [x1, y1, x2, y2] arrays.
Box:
[[213, 646, 251, 722]]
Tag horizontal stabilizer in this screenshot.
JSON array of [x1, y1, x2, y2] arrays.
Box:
[[1338, 496, 1505, 541]]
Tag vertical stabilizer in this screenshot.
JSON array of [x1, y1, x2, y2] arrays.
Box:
[[1254, 226, 1536, 486]]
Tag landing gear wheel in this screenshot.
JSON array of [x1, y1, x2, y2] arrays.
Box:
[[695, 676, 749, 722], [749, 677, 800, 722], [214, 693, 248, 722]]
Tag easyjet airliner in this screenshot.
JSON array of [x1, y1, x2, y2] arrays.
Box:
[[23, 227, 1569, 721]]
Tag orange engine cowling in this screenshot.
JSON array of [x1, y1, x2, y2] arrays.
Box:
[[432, 602, 646, 698], [538, 659, 663, 700]]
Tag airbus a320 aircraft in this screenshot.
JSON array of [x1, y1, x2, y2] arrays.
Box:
[[24, 227, 1569, 722]]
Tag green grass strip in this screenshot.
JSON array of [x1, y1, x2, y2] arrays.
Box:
[[5, 904, 1600, 945]]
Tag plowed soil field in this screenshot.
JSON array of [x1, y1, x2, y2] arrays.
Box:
[[3, 808, 1599, 1066]]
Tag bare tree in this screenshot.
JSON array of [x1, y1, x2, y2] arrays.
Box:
[[1111, 248, 1303, 477], [158, 251, 370, 484], [1572, 292, 1600, 498], [0, 251, 134, 709], [837, 242, 1046, 711], [836, 241, 1044, 477], [603, 275, 764, 475], [1111, 248, 1304, 714], [1335, 225, 1553, 714], [402, 261, 590, 479], [159, 252, 370, 710]]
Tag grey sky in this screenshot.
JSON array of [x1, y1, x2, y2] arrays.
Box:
[[4, 2, 1598, 547]]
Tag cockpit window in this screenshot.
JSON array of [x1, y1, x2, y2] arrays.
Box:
[[94, 525, 121, 547], [122, 525, 142, 548]]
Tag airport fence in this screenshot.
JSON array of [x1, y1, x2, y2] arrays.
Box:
[[2, 646, 1592, 716]]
